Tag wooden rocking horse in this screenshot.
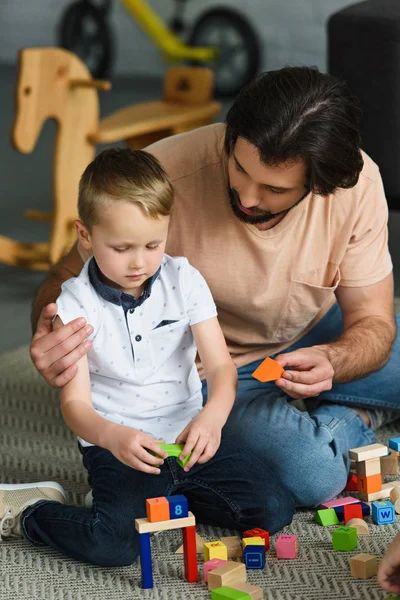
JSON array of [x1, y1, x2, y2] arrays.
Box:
[[2, 47, 220, 270]]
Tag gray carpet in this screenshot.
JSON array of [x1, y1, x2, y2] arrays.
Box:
[[0, 335, 399, 600]]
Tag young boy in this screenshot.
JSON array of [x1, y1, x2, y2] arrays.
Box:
[[0, 149, 294, 566]]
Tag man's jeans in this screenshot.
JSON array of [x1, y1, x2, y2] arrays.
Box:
[[22, 439, 295, 566], [203, 304, 399, 509]]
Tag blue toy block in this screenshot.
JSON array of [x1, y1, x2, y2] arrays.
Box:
[[334, 501, 370, 521], [166, 494, 188, 519], [388, 437, 400, 452], [139, 532, 153, 589], [372, 500, 396, 525], [243, 545, 266, 569]]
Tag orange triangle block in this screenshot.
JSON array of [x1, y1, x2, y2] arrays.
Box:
[[252, 357, 284, 382]]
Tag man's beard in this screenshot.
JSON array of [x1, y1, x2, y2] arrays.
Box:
[[228, 187, 308, 225]]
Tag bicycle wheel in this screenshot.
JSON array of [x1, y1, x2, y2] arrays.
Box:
[[188, 7, 261, 97], [58, 0, 113, 78]]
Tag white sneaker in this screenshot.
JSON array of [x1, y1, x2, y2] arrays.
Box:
[[0, 482, 66, 540]]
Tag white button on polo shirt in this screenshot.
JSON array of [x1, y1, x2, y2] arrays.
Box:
[[56, 255, 217, 446]]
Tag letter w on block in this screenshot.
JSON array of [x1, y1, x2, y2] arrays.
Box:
[[252, 357, 284, 382]]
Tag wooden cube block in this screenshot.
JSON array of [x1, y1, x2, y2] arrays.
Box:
[[390, 485, 400, 513], [356, 457, 381, 477], [276, 534, 298, 559], [381, 449, 399, 476], [243, 545, 266, 569], [349, 443, 388, 462], [388, 437, 400, 452], [314, 508, 339, 526], [146, 497, 170, 523], [357, 473, 382, 494], [166, 494, 188, 519], [203, 558, 228, 582], [332, 526, 358, 551], [344, 503, 363, 523], [204, 541, 228, 562], [243, 528, 270, 550], [230, 582, 264, 600], [372, 500, 396, 525], [346, 518, 369, 535], [350, 553, 377, 579], [220, 536, 243, 558], [208, 561, 247, 591], [242, 537, 265, 548], [211, 587, 251, 599]]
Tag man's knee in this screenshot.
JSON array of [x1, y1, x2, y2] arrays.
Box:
[[91, 533, 140, 567]]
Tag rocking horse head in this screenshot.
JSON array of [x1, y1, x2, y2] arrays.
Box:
[[12, 47, 102, 154]]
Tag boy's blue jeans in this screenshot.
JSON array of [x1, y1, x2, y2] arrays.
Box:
[[210, 303, 400, 509]]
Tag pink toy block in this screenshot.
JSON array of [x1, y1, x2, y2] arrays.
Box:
[[320, 497, 359, 509], [203, 558, 228, 582], [276, 534, 298, 559]]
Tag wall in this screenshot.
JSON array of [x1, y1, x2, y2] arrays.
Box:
[[0, 0, 357, 76]]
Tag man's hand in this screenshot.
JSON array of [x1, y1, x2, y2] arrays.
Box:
[[175, 408, 223, 471], [105, 425, 168, 475], [30, 303, 93, 388], [274, 347, 334, 399]]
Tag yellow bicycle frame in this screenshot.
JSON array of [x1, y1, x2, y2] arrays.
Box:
[[120, 0, 218, 62]]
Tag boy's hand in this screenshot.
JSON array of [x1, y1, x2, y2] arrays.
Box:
[[175, 408, 223, 472], [378, 532, 400, 593], [106, 425, 168, 475]]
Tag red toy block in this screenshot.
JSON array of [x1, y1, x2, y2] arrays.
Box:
[[182, 525, 198, 582], [252, 357, 284, 383], [357, 474, 382, 495], [146, 497, 170, 523], [344, 474, 358, 491], [243, 528, 270, 550], [344, 503, 363, 523]]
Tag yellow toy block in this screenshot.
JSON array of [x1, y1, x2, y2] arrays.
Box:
[[242, 537, 265, 548], [204, 541, 228, 562]]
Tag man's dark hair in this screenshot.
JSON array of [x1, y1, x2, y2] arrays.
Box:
[[225, 66, 364, 196]]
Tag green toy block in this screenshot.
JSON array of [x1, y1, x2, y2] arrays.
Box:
[[150, 443, 192, 468], [314, 508, 339, 526], [332, 526, 358, 551], [211, 587, 251, 600]]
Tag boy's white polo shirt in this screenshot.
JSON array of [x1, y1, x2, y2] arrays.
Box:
[[55, 255, 217, 446]]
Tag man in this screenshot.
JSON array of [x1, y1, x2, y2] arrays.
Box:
[[30, 66, 399, 508]]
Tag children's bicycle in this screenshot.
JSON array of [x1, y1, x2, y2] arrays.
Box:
[[58, 0, 261, 96]]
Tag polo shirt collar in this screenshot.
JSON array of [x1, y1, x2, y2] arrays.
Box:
[[88, 257, 160, 310]]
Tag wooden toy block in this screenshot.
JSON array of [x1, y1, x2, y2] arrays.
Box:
[[381, 449, 399, 476], [357, 473, 382, 494], [135, 511, 195, 534], [388, 437, 400, 452], [332, 526, 358, 551], [242, 536, 265, 548], [146, 497, 170, 523], [359, 480, 400, 502], [182, 525, 198, 582], [252, 357, 284, 383], [220, 536, 243, 558], [314, 508, 339, 526], [229, 582, 264, 600], [348, 443, 388, 462], [344, 503, 363, 523], [243, 528, 270, 550], [276, 534, 298, 559], [151, 443, 191, 468], [350, 553, 377, 579], [139, 532, 153, 589], [203, 558, 228, 582], [208, 561, 247, 591], [211, 587, 251, 600], [371, 500, 396, 525], [166, 494, 188, 519], [344, 473, 358, 491], [243, 545, 266, 569], [204, 541, 228, 562], [390, 485, 400, 513], [355, 457, 381, 477], [334, 501, 370, 521], [175, 531, 205, 554], [346, 518, 369, 535], [320, 496, 359, 509]]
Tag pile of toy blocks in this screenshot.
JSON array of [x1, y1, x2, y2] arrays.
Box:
[[314, 438, 400, 581]]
